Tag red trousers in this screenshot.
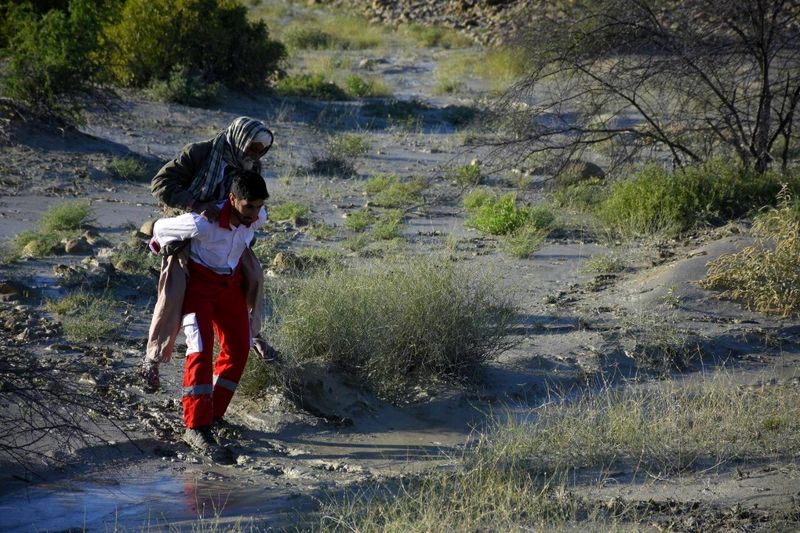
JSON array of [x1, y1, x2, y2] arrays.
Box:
[[181, 261, 250, 429]]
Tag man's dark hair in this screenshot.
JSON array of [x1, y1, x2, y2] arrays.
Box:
[[230, 169, 269, 200]]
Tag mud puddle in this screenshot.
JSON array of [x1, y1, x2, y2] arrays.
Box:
[[0, 470, 311, 531]]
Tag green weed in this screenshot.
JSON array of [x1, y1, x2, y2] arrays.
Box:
[[269, 201, 311, 226], [147, 64, 224, 106], [344, 209, 376, 232], [371, 210, 404, 240], [308, 223, 337, 241], [46, 291, 122, 343], [41, 201, 92, 232], [598, 161, 795, 237], [581, 253, 626, 274], [449, 162, 483, 187], [344, 75, 391, 98], [283, 25, 335, 50], [465, 193, 554, 236], [312, 133, 370, 176], [551, 178, 608, 211], [108, 157, 148, 182], [12, 201, 92, 257], [400, 23, 473, 48], [502, 225, 548, 259], [367, 176, 427, 208], [274, 73, 348, 100]]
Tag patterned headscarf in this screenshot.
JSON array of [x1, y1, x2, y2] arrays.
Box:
[[189, 117, 273, 202]]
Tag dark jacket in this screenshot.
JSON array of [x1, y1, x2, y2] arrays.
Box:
[[151, 140, 214, 210]]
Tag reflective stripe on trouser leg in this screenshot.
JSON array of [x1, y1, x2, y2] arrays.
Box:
[[181, 305, 215, 429]]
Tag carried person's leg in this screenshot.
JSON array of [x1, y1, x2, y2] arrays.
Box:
[[141, 248, 189, 390], [241, 247, 279, 362], [240, 246, 264, 337]]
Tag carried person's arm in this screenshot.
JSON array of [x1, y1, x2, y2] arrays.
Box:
[[151, 140, 213, 211]]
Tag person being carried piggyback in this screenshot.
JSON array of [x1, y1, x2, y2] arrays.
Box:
[[142, 116, 277, 392], [149, 169, 268, 459]]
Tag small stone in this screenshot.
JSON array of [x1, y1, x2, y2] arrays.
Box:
[[46, 344, 72, 352], [64, 237, 93, 255], [0, 280, 28, 302], [83, 231, 111, 247], [139, 219, 156, 237], [79, 373, 97, 386]]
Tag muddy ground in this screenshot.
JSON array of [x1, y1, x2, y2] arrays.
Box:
[[1, 8, 800, 532]]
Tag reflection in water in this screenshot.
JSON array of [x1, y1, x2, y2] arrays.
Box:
[[0, 475, 246, 531], [0, 472, 309, 531]]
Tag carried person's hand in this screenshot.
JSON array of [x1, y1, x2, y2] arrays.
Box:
[[194, 202, 221, 222]]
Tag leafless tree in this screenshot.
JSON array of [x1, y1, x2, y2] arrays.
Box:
[[484, 0, 800, 174], [0, 343, 129, 473]]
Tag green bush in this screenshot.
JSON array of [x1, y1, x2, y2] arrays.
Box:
[[344, 75, 390, 98], [502, 225, 548, 259], [269, 201, 310, 225], [108, 157, 149, 182], [105, 0, 285, 89], [147, 64, 224, 105], [344, 209, 376, 232], [274, 73, 347, 100], [598, 161, 794, 237], [449, 162, 483, 187], [283, 25, 335, 50], [1, 0, 103, 117], [463, 188, 494, 211], [311, 133, 370, 176], [40, 200, 92, 232], [551, 178, 608, 211], [465, 193, 554, 236], [367, 176, 427, 208], [273, 260, 516, 399], [401, 23, 473, 49], [46, 291, 122, 343]]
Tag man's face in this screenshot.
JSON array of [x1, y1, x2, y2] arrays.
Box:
[[244, 141, 266, 160], [242, 142, 266, 171], [229, 194, 264, 226]]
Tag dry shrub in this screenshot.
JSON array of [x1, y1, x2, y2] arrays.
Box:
[[273, 259, 516, 399], [701, 196, 800, 317]]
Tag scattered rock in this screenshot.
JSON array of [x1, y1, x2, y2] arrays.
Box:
[[64, 236, 93, 255], [272, 251, 303, 273], [0, 280, 31, 302], [139, 219, 156, 237], [553, 161, 605, 188], [83, 230, 112, 247]]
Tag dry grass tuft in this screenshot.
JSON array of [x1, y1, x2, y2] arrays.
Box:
[[319, 373, 800, 530], [701, 195, 800, 317]]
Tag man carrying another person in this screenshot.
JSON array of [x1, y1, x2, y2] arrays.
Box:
[[142, 116, 276, 390], [149, 170, 268, 456]]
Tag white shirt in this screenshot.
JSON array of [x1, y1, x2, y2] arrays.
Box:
[[151, 202, 266, 275]]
